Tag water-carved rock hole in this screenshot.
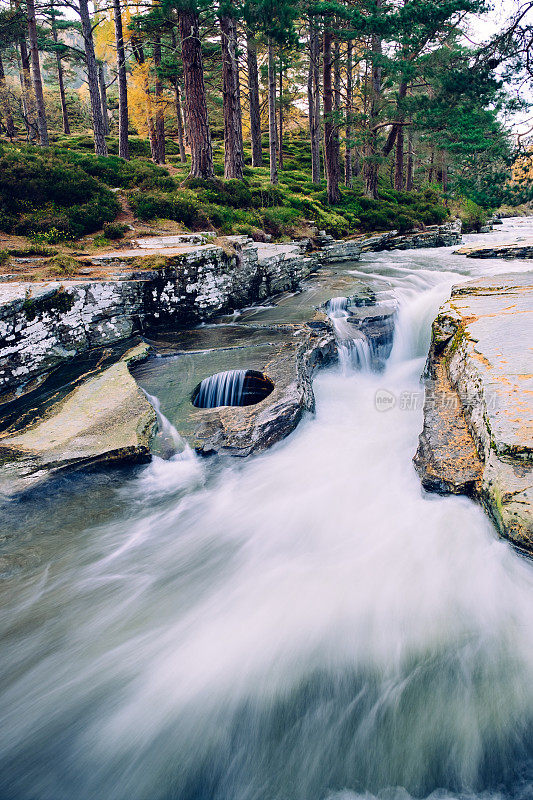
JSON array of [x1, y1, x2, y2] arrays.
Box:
[[191, 369, 275, 408]]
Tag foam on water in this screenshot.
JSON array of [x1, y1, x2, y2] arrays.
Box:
[[1, 219, 533, 800]]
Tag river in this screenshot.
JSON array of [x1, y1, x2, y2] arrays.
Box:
[[1, 218, 533, 800]]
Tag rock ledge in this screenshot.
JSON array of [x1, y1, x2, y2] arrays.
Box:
[[414, 273, 533, 551]]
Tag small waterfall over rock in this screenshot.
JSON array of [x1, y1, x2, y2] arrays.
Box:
[[327, 296, 372, 372], [327, 296, 349, 316], [143, 391, 189, 459], [194, 369, 247, 408]]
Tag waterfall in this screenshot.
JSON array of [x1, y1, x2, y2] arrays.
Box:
[[337, 335, 372, 372], [327, 296, 372, 372], [196, 369, 247, 408], [327, 296, 349, 316], [143, 391, 189, 458]]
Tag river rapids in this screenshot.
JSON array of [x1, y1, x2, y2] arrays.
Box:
[[1, 219, 533, 800]]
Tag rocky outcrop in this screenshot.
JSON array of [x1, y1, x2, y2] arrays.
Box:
[[0, 343, 156, 494], [346, 305, 396, 370], [0, 235, 368, 403], [193, 318, 336, 456], [362, 220, 462, 251], [454, 242, 533, 259], [414, 273, 533, 552], [0, 242, 318, 403]]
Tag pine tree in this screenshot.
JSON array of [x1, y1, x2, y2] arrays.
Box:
[[178, 7, 213, 178], [78, 0, 108, 155], [26, 0, 48, 145]]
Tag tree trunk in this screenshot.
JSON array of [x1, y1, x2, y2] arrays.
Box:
[[175, 83, 187, 162], [170, 29, 186, 162], [0, 51, 16, 138], [267, 38, 278, 184], [153, 32, 166, 164], [406, 122, 414, 190], [345, 39, 353, 186], [441, 151, 448, 194], [364, 0, 382, 199], [221, 11, 244, 179], [307, 20, 321, 184], [131, 35, 158, 162], [179, 10, 213, 179], [428, 148, 434, 184], [333, 33, 341, 111], [382, 79, 407, 158], [26, 0, 49, 146], [50, 1, 70, 135], [323, 22, 340, 204], [246, 30, 262, 167], [278, 56, 283, 169], [113, 0, 129, 159], [98, 62, 110, 136], [17, 40, 36, 140], [394, 125, 404, 190], [78, 0, 108, 155]]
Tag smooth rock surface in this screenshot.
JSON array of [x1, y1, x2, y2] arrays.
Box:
[[414, 272, 533, 551], [0, 343, 156, 493], [0, 242, 319, 401]]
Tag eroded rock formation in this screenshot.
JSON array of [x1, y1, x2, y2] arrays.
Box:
[[414, 273, 533, 552]]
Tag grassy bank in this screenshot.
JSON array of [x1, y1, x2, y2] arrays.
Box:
[[0, 133, 463, 246]]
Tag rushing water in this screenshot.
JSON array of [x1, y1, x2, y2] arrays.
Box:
[[194, 369, 247, 408], [1, 219, 533, 800]]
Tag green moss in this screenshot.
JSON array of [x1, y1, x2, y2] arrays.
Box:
[[443, 323, 466, 367]]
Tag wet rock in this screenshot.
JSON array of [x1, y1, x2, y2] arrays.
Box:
[[0, 343, 156, 494], [414, 273, 533, 552], [193, 318, 336, 456], [347, 305, 396, 370], [318, 239, 362, 263], [454, 242, 533, 259], [0, 242, 318, 402]]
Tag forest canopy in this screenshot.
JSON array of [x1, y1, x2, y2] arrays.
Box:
[[0, 0, 531, 240]]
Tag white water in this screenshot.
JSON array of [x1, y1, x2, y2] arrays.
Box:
[[195, 368, 247, 407], [1, 220, 533, 800], [327, 296, 373, 372]]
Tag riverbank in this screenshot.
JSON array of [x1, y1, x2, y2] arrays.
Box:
[[1, 216, 532, 559], [3, 218, 533, 800], [414, 272, 533, 551]]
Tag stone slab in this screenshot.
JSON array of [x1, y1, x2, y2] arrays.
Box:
[[415, 271, 533, 551], [0, 343, 156, 493]]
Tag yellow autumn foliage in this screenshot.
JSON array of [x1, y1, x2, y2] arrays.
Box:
[[128, 61, 174, 137]]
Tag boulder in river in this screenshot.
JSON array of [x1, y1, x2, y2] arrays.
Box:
[[193, 317, 336, 456], [414, 273, 533, 552]]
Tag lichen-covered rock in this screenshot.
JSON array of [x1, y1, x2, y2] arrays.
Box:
[[193, 319, 336, 456], [0, 343, 156, 494], [414, 273, 533, 552], [0, 242, 320, 402], [362, 220, 462, 251]]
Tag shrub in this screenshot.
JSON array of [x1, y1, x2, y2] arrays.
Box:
[[129, 189, 199, 226], [103, 222, 129, 239], [259, 207, 299, 236], [458, 198, 488, 232], [28, 226, 73, 244], [45, 255, 79, 276], [0, 147, 120, 238]]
